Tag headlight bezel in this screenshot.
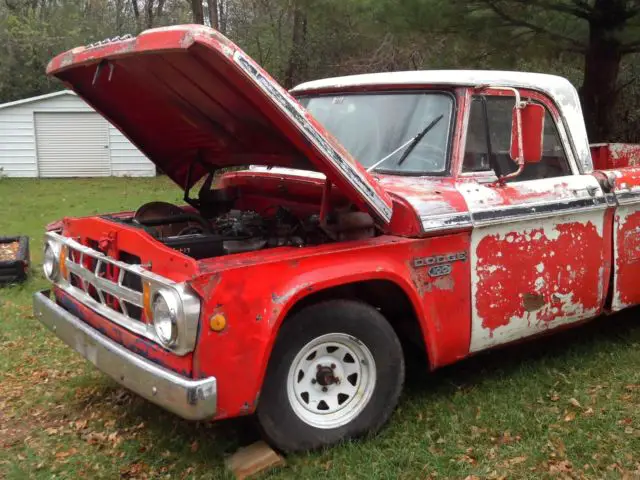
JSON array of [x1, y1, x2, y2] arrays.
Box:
[[152, 288, 180, 348], [145, 282, 201, 355], [43, 241, 60, 281]]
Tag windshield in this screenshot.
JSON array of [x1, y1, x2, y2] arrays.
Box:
[[299, 93, 453, 174]]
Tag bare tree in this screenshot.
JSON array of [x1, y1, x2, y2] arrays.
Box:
[[283, 0, 308, 88], [156, 0, 165, 23], [115, 0, 124, 32], [145, 0, 154, 28], [207, 0, 218, 29], [190, 0, 204, 24], [131, 0, 141, 28], [470, 0, 640, 141], [218, 0, 227, 33]]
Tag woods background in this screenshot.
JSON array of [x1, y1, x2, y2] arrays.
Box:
[[2, 0, 640, 143]]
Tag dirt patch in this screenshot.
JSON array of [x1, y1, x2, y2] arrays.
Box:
[[0, 241, 19, 261]]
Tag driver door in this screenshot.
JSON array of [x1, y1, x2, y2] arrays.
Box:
[[459, 92, 609, 353]]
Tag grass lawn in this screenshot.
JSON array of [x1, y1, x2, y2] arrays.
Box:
[[0, 177, 639, 479]]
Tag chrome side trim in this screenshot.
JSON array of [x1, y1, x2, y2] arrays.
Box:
[[470, 196, 608, 227], [421, 213, 473, 233], [614, 189, 640, 206], [33, 290, 216, 421], [44, 232, 200, 356]]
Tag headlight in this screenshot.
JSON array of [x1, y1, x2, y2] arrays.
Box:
[[43, 243, 59, 281], [152, 289, 180, 347]]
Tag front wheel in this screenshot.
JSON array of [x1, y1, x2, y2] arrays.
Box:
[[256, 300, 405, 452]]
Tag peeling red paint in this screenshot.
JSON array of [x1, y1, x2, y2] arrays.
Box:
[[613, 209, 640, 307], [474, 221, 604, 333], [591, 143, 640, 170]]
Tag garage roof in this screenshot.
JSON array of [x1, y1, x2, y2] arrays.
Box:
[[0, 90, 75, 111]]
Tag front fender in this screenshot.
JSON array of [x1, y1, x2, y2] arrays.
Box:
[[189, 233, 471, 419]]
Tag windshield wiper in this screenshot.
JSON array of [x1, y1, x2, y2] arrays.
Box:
[[396, 114, 444, 166], [366, 114, 444, 172]]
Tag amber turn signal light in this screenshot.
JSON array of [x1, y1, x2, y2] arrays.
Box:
[[143, 282, 153, 322], [59, 245, 68, 280], [209, 313, 226, 332]]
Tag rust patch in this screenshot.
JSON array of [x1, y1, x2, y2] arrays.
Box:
[[432, 276, 455, 291], [180, 31, 195, 48], [407, 260, 427, 297], [268, 307, 281, 326], [271, 290, 294, 305], [203, 273, 221, 296], [271, 282, 310, 305], [523, 293, 545, 312], [59, 51, 75, 68]]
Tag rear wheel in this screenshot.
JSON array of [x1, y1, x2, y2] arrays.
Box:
[[257, 300, 405, 452]]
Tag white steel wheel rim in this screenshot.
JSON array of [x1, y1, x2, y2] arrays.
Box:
[[286, 332, 377, 429]]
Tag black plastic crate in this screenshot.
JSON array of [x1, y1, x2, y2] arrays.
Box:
[[0, 236, 30, 285]]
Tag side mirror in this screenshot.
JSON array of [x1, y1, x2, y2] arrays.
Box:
[[510, 102, 545, 164]]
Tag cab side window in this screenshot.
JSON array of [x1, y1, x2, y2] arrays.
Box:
[[462, 96, 571, 181]]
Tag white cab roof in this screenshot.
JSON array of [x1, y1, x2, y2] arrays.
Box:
[[292, 70, 592, 173]]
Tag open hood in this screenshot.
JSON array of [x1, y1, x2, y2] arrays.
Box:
[[46, 25, 393, 224]]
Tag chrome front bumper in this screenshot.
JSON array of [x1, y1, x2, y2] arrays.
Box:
[[33, 290, 216, 421]]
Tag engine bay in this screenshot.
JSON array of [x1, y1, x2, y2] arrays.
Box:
[[104, 195, 376, 260]]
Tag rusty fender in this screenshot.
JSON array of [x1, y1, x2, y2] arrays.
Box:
[[188, 232, 473, 419]]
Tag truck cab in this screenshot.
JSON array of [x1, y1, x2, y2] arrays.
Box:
[[34, 24, 640, 452]]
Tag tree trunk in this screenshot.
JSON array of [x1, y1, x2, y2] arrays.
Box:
[[580, 0, 626, 142], [190, 0, 204, 24], [115, 0, 123, 33], [283, 0, 308, 89], [131, 0, 141, 29], [207, 0, 218, 29], [218, 0, 227, 33], [156, 0, 165, 24], [156, 0, 165, 23], [145, 0, 154, 28]]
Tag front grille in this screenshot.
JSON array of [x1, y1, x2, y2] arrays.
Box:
[[45, 231, 200, 355], [119, 251, 143, 321], [64, 241, 146, 323]]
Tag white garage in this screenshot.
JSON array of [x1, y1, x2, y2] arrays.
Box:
[[0, 90, 156, 178]]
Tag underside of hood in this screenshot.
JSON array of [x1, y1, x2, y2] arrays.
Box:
[[46, 25, 393, 224]]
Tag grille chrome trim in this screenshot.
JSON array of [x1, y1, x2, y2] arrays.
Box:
[[44, 232, 200, 356]]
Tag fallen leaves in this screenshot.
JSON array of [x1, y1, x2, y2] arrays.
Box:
[[120, 461, 149, 479], [503, 456, 527, 467], [54, 448, 77, 460], [568, 398, 582, 409], [74, 419, 88, 431], [0, 241, 19, 261], [493, 431, 521, 445], [548, 459, 573, 474]]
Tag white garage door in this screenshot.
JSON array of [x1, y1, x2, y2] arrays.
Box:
[[35, 112, 110, 177]]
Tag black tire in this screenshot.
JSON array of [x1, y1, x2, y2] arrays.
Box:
[[256, 299, 405, 452]]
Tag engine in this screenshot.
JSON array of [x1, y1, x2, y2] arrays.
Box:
[[118, 201, 356, 260]]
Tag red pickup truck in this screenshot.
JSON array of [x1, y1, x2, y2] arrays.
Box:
[[34, 24, 640, 452]]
